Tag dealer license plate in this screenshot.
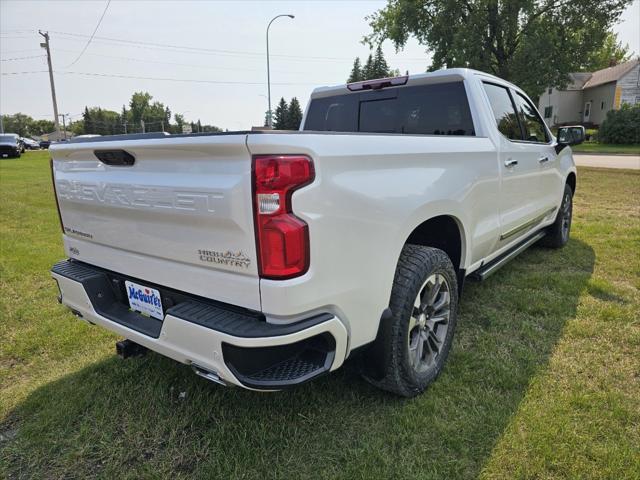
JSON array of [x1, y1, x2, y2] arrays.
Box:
[[125, 280, 164, 320]]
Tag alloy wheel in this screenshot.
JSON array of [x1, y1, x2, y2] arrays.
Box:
[[407, 273, 451, 373]]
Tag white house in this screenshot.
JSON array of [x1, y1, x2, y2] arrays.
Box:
[[538, 58, 640, 127]]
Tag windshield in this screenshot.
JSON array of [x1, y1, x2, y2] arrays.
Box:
[[0, 135, 17, 143]]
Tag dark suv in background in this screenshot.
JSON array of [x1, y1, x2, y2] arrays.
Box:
[[0, 135, 22, 158]]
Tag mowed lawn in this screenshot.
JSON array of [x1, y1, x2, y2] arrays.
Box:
[[572, 143, 640, 155], [1, 151, 638, 479]]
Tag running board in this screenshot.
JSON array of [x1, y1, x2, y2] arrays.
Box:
[[470, 230, 546, 281]]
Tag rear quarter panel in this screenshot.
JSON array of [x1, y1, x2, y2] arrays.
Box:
[[248, 133, 499, 350]]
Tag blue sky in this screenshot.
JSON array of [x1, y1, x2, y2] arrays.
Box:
[[1, 0, 639, 130]]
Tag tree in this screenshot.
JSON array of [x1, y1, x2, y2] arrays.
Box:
[[128, 92, 152, 126], [363, 54, 374, 80], [83, 106, 93, 134], [1, 113, 33, 136], [273, 98, 289, 130], [371, 45, 391, 78], [582, 32, 631, 71], [348, 57, 364, 82], [81, 107, 122, 135], [69, 119, 84, 136], [174, 113, 185, 134], [365, 0, 633, 98], [127, 92, 169, 132], [31, 119, 55, 136], [349, 48, 397, 82], [287, 97, 303, 130], [2, 91, 222, 138]]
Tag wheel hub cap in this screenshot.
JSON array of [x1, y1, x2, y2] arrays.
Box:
[[407, 273, 451, 373]]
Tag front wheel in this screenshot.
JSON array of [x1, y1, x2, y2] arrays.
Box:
[[364, 245, 458, 397], [540, 183, 573, 248]]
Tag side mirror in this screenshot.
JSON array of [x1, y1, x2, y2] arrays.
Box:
[[556, 126, 585, 152]]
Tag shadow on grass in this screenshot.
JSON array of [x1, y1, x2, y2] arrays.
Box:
[[1, 240, 595, 480]]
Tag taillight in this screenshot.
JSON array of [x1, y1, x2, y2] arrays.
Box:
[[50, 158, 64, 233], [253, 155, 314, 279]]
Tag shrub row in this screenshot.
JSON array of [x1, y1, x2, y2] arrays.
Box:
[[598, 104, 640, 144]]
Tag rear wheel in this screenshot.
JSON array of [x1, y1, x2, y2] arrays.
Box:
[[540, 183, 573, 248], [364, 245, 458, 397]]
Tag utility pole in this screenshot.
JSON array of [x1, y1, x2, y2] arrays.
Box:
[[39, 31, 61, 138], [58, 114, 67, 140], [141, 119, 145, 133], [123, 120, 127, 134]]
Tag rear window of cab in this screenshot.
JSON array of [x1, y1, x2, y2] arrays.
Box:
[[303, 81, 475, 136]]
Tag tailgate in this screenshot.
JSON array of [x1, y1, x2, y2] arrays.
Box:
[[50, 134, 261, 309]]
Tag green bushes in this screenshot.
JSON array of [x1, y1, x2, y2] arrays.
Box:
[[598, 103, 640, 144]]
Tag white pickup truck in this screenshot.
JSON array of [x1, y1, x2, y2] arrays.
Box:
[[50, 69, 584, 397]]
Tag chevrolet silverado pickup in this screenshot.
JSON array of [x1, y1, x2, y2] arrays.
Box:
[[50, 69, 584, 397]]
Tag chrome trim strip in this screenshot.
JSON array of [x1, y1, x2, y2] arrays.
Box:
[[500, 207, 556, 241]]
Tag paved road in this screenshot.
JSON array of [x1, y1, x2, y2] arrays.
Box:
[[574, 154, 640, 170]]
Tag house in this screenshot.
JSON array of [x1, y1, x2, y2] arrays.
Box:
[[538, 58, 640, 127], [37, 130, 75, 142]]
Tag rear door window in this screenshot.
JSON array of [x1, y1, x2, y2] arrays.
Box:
[[513, 92, 550, 143], [303, 81, 475, 136], [482, 82, 522, 141]]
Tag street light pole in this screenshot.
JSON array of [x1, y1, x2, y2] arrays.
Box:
[[266, 14, 294, 128]]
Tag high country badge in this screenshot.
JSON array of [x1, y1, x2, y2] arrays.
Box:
[[198, 249, 251, 269]]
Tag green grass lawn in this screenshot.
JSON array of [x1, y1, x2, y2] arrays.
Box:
[[1, 151, 639, 479], [572, 143, 640, 155]]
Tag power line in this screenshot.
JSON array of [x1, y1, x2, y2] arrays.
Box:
[[0, 55, 46, 62], [60, 70, 323, 85], [1, 28, 430, 64], [51, 48, 311, 75], [0, 48, 44, 54], [49, 30, 430, 63], [0, 69, 328, 86], [66, 0, 112, 67], [51, 34, 352, 63], [51, 30, 351, 61], [0, 70, 49, 75]]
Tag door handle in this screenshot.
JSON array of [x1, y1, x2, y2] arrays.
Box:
[[504, 159, 518, 167], [538, 156, 550, 164]]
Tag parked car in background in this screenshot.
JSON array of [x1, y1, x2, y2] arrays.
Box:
[[39, 140, 51, 149], [0, 134, 22, 158], [50, 69, 583, 396], [21, 137, 41, 150], [4, 133, 25, 153]]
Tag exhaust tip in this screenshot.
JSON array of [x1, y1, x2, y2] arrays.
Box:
[[191, 363, 227, 386]]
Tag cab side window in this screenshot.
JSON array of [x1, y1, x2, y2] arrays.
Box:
[[482, 83, 521, 141], [513, 92, 549, 143]]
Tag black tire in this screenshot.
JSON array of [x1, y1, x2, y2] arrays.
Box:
[[540, 183, 573, 249], [364, 245, 458, 397]]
